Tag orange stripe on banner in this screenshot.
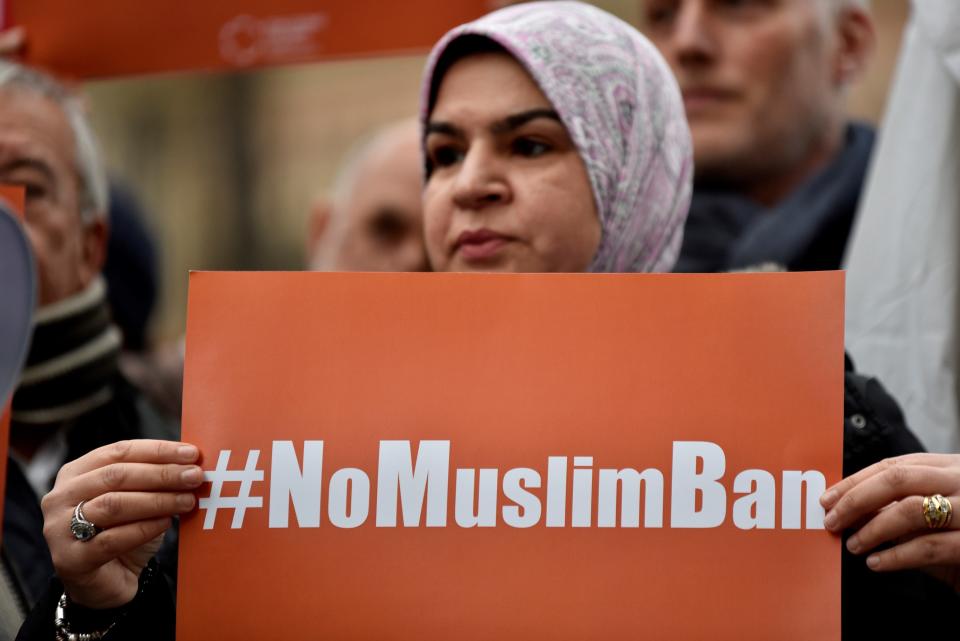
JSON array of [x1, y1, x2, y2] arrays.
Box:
[[8, 0, 496, 80]]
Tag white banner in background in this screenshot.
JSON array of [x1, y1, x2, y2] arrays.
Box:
[[845, 0, 960, 453]]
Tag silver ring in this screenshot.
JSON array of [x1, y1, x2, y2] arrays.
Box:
[[70, 500, 99, 542]]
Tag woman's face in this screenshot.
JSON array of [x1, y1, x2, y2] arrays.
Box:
[[423, 52, 601, 273]]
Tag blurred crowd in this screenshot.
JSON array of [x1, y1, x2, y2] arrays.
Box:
[[1, 1, 959, 640]]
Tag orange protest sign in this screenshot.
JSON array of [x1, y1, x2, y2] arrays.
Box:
[[4, 0, 494, 79], [179, 271, 844, 640], [0, 185, 28, 541]]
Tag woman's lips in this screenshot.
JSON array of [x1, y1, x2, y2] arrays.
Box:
[[454, 229, 512, 261]]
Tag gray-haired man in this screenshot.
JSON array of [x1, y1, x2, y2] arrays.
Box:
[[0, 61, 175, 625], [641, 1, 960, 637], [642, 0, 876, 272]]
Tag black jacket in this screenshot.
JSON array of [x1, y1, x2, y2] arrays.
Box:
[[840, 360, 959, 639], [7, 374, 178, 641]]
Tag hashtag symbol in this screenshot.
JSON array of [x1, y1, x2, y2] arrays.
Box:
[[198, 449, 264, 530]]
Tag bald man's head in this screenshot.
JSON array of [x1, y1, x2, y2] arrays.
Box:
[[308, 119, 427, 272]]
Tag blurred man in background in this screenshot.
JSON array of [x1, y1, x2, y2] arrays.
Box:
[[307, 118, 428, 272], [643, 3, 960, 634], [642, 0, 876, 272], [0, 61, 175, 617]]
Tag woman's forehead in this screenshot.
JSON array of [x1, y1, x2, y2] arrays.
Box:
[[430, 52, 553, 124]]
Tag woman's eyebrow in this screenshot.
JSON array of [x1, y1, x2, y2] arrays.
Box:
[[492, 109, 561, 133], [425, 121, 463, 138], [426, 109, 563, 139]]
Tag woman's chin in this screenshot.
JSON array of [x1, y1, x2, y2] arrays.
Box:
[[450, 261, 519, 274], [448, 249, 522, 273]]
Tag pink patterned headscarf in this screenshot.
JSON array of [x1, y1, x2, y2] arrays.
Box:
[[421, 1, 693, 273]]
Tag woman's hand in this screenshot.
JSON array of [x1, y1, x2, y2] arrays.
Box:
[[40, 439, 203, 608], [821, 453, 960, 591]]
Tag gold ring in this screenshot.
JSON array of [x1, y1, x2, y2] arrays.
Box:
[[922, 494, 953, 529]]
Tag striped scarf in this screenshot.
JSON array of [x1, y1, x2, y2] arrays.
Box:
[[11, 278, 122, 425]]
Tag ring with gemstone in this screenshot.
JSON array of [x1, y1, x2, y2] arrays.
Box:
[[70, 500, 100, 542], [922, 494, 953, 530]]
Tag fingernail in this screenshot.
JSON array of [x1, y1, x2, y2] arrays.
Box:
[[824, 511, 838, 530], [846, 536, 860, 554], [866, 555, 880, 570], [820, 489, 837, 507], [178, 445, 198, 461], [181, 467, 202, 485], [176, 493, 196, 509]]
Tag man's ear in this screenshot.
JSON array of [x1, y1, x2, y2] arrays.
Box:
[[306, 200, 331, 268], [833, 6, 876, 87], [79, 216, 108, 285]]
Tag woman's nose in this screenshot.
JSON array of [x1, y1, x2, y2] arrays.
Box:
[[451, 143, 511, 211]]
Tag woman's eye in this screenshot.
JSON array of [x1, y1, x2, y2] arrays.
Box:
[[513, 138, 550, 158], [430, 145, 464, 168]]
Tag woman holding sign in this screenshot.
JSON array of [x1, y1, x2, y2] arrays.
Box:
[[22, 2, 960, 640]]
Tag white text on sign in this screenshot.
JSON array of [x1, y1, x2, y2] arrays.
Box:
[[198, 440, 825, 531]]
